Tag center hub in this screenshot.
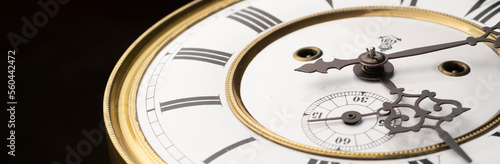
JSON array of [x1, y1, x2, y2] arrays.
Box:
[[354, 47, 394, 81], [342, 111, 363, 125]]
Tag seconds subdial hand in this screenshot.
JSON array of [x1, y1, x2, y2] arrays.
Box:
[[308, 109, 389, 123]]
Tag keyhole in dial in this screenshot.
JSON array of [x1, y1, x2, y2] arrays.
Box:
[[438, 60, 470, 77], [293, 47, 322, 61]]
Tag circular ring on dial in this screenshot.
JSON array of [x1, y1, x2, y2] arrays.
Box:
[[226, 6, 500, 160], [302, 91, 401, 151]]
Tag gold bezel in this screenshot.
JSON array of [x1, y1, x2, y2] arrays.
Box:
[[103, 0, 241, 163], [226, 6, 500, 160]]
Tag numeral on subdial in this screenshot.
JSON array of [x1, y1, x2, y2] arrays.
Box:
[[174, 48, 233, 66], [227, 6, 282, 33], [466, 0, 500, 23], [160, 96, 221, 112]]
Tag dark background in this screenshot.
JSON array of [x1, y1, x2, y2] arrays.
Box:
[[4, 0, 190, 163]]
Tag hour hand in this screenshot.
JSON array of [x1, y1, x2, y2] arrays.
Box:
[[294, 58, 359, 73]]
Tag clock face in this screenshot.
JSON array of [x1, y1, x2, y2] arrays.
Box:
[[104, 0, 500, 164]]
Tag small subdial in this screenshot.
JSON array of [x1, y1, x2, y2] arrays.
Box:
[[301, 91, 401, 151]]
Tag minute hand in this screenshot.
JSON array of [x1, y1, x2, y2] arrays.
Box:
[[388, 21, 500, 59], [387, 35, 498, 60]]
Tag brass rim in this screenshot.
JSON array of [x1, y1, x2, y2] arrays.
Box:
[[226, 6, 500, 160], [103, 0, 242, 163]]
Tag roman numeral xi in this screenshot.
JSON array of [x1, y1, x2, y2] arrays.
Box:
[[466, 0, 500, 23]]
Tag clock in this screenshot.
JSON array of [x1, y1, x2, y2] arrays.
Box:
[[103, 0, 500, 163]]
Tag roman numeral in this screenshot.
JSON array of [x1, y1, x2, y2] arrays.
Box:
[[466, 0, 500, 23], [401, 0, 418, 6], [308, 158, 339, 164], [326, 0, 334, 8], [228, 6, 282, 33], [173, 48, 233, 66], [409, 159, 433, 164], [160, 96, 221, 112], [493, 130, 500, 137], [203, 137, 256, 163]]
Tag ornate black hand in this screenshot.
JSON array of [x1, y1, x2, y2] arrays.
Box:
[[295, 21, 500, 73], [295, 20, 488, 163], [377, 77, 472, 163], [294, 58, 358, 73]]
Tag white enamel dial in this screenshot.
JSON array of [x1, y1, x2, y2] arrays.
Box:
[[111, 0, 500, 164]]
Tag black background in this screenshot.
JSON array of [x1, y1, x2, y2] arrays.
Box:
[[4, 0, 190, 163]]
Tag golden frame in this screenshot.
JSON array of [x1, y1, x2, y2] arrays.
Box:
[[103, 1, 500, 162], [103, 0, 241, 163]]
